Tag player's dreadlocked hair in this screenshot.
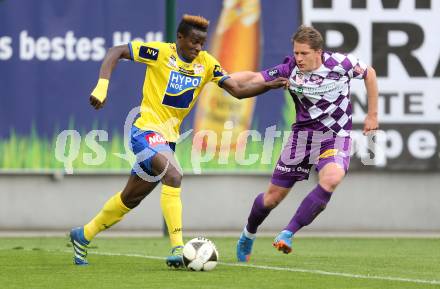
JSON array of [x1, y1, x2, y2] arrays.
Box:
[[292, 25, 323, 51], [177, 14, 210, 36]]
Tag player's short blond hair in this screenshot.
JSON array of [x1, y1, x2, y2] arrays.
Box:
[[292, 25, 323, 51], [177, 14, 210, 36], [182, 14, 209, 29]]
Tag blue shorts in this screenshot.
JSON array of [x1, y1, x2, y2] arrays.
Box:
[[130, 126, 176, 176]]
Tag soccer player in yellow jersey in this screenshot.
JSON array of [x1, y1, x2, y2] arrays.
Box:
[[70, 14, 287, 267]]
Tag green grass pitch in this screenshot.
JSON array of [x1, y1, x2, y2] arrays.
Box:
[[0, 236, 439, 289]]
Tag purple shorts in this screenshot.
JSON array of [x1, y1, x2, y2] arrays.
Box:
[[271, 129, 351, 188]]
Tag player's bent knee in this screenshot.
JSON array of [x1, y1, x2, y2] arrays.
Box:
[[264, 188, 288, 209], [320, 171, 345, 191], [121, 190, 145, 209], [161, 169, 182, 188], [263, 195, 280, 209]]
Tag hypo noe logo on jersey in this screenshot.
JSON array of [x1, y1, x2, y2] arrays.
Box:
[[162, 71, 201, 108]]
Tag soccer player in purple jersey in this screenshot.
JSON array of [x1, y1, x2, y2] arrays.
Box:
[[235, 25, 379, 262]]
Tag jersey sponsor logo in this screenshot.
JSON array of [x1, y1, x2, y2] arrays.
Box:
[[268, 68, 279, 77], [291, 81, 339, 96], [213, 65, 226, 78], [145, 132, 167, 147], [162, 71, 202, 108], [294, 87, 304, 94], [166, 71, 201, 93], [178, 67, 195, 75], [139, 46, 159, 60]]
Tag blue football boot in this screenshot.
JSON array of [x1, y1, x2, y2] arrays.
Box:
[[166, 246, 184, 268], [70, 227, 90, 265], [273, 230, 293, 254], [236, 232, 255, 262]]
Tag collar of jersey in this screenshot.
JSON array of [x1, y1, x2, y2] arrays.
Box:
[[176, 50, 192, 64]]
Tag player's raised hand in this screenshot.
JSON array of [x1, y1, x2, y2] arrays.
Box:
[[89, 78, 109, 110], [266, 77, 288, 89], [363, 114, 379, 135]]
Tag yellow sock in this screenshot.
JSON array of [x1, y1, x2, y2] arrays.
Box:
[[83, 192, 130, 241], [161, 185, 184, 248]]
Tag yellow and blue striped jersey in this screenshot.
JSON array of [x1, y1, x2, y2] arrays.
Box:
[[128, 41, 228, 142]]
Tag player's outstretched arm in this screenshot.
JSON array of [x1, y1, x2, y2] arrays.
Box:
[[89, 45, 131, 110], [221, 71, 287, 99], [363, 66, 379, 135]]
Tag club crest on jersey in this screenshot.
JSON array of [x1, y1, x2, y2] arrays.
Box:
[[167, 55, 177, 68], [145, 132, 167, 147], [194, 64, 205, 74], [139, 46, 159, 60], [162, 71, 202, 108]]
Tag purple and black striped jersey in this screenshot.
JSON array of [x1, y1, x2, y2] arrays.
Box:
[[262, 51, 368, 137]]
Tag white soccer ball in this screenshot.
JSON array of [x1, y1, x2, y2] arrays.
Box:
[[182, 237, 219, 271]]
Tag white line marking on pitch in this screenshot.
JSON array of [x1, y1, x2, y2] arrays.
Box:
[[65, 250, 440, 286]]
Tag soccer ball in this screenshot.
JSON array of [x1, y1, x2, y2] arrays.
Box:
[[182, 237, 219, 271]]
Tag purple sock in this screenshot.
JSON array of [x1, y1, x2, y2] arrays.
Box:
[[246, 193, 272, 234], [284, 184, 332, 234]]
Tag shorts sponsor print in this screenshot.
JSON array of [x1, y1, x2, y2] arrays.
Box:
[[130, 126, 175, 176], [271, 128, 351, 188]]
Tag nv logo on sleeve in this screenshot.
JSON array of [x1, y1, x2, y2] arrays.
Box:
[[139, 46, 159, 60], [162, 71, 201, 108]]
